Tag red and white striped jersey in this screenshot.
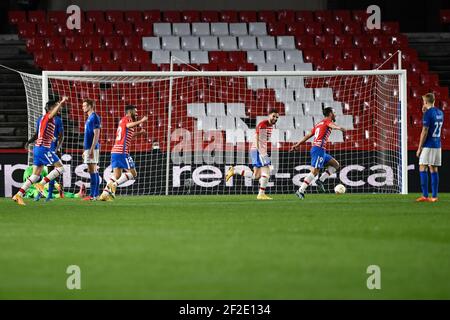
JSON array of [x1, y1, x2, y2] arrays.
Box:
[[251, 119, 274, 155], [311, 118, 333, 149], [35, 113, 56, 148], [111, 116, 135, 154]]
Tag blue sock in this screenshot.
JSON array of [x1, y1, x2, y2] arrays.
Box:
[[90, 173, 96, 197], [419, 171, 429, 197], [431, 172, 439, 198], [95, 172, 101, 197], [47, 180, 55, 200]]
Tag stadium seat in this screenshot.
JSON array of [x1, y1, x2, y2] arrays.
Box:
[[229, 23, 247, 36], [295, 88, 315, 102], [267, 22, 286, 36], [181, 10, 200, 23], [92, 50, 111, 64], [112, 50, 131, 63], [257, 36, 276, 49], [44, 36, 64, 50], [104, 36, 122, 49], [238, 36, 257, 50], [28, 10, 46, 23], [173, 23, 191, 36], [53, 50, 71, 64], [296, 11, 314, 22], [192, 23, 210, 36], [277, 10, 295, 22], [84, 35, 102, 49], [219, 36, 238, 50], [323, 22, 343, 35], [284, 50, 304, 63], [76, 22, 95, 36], [352, 10, 369, 23], [228, 51, 247, 64], [239, 11, 258, 22], [181, 36, 199, 50], [162, 11, 181, 23], [162, 36, 181, 50], [201, 11, 219, 22], [96, 22, 114, 36], [8, 11, 27, 25], [190, 51, 209, 64], [220, 11, 238, 23], [305, 22, 322, 35], [17, 22, 36, 38], [86, 11, 105, 23], [153, 23, 172, 36], [315, 34, 334, 46], [26, 37, 45, 52], [287, 23, 305, 36], [37, 23, 54, 37], [295, 35, 315, 49], [277, 36, 295, 49], [302, 49, 322, 64], [73, 50, 92, 64], [303, 101, 323, 115], [105, 11, 124, 23], [247, 51, 265, 64], [381, 22, 400, 34], [124, 11, 143, 23], [200, 36, 219, 50], [333, 10, 351, 23], [115, 22, 133, 36], [134, 21, 153, 36], [249, 22, 267, 35], [34, 50, 52, 67], [343, 21, 361, 35], [171, 50, 189, 63], [152, 51, 170, 64], [323, 48, 342, 61], [143, 10, 161, 22], [121, 63, 140, 71]]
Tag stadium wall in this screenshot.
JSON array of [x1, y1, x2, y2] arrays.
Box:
[[1, 151, 449, 197]]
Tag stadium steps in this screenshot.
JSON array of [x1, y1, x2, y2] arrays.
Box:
[[0, 35, 38, 149], [406, 32, 450, 87]]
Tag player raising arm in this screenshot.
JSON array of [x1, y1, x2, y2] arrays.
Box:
[[290, 107, 346, 200], [12, 97, 68, 205], [226, 109, 279, 200], [82, 99, 102, 201], [416, 93, 444, 202], [99, 105, 147, 201]]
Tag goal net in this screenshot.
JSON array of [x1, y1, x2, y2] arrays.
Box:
[[20, 69, 407, 196]]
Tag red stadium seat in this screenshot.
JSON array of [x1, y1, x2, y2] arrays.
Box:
[[440, 10, 450, 24], [85, 11, 105, 23], [381, 22, 400, 34], [361, 48, 381, 64], [401, 48, 419, 64], [37, 23, 55, 37], [220, 11, 238, 22], [315, 60, 335, 71], [334, 60, 354, 70], [209, 51, 228, 64], [82, 63, 102, 71], [305, 22, 322, 35], [101, 63, 121, 71], [48, 11, 67, 24], [112, 50, 131, 63], [323, 48, 342, 61], [73, 50, 92, 64], [34, 50, 52, 67], [124, 11, 143, 23], [333, 10, 351, 23], [65, 35, 84, 50], [26, 37, 45, 52], [267, 22, 286, 36], [28, 10, 46, 23], [114, 22, 133, 36], [228, 51, 247, 64], [258, 11, 276, 23], [8, 11, 27, 25], [302, 49, 323, 64], [132, 51, 150, 64], [17, 22, 36, 38], [353, 61, 371, 70], [104, 36, 122, 49], [140, 63, 159, 71], [96, 22, 114, 36], [277, 10, 295, 22], [343, 21, 362, 35], [143, 10, 161, 22], [123, 36, 142, 49], [201, 11, 219, 22], [334, 34, 353, 47], [42, 62, 61, 70], [55, 23, 73, 36], [390, 34, 409, 48], [421, 74, 440, 87], [407, 73, 421, 87], [370, 34, 389, 48], [314, 10, 332, 23], [105, 11, 124, 23], [44, 36, 64, 50], [162, 11, 181, 22], [239, 11, 257, 22], [92, 50, 111, 64], [410, 61, 429, 74], [53, 50, 71, 64], [84, 35, 103, 49], [134, 21, 153, 36], [63, 62, 82, 71], [353, 35, 370, 48], [323, 22, 343, 35], [182, 10, 200, 22], [352, 10, 369, 23], [286, 23, 305, 36], [433, 87, 449, 100], [342, 48, 361, 61], [314, 34, 334, 47], [295, 11, 314, 22], [295, 35, 315, 49], [76, 21, 95, 36]]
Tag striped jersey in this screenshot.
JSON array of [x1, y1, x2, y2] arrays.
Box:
[[111, 116, 135, 154], [35, 113, 56, 148], [251, 119, 274, 155], [311, 118, 332, 149]]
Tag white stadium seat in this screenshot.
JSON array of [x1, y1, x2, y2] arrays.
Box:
[[275, 88, 295, 102], [266, 77, 285, 89], [246, 129, 255, 143], [216, 117, 236, 130], [285, 102, 304, 115], [285, 50, 304, 63], [161, 36, 180, 50], [295, 116, 314, 130], [276, 63, 295, 71], [276, 116, 295, 129], [219, 36, 238, 50], [172, 23, 190, 36], [190, 51, 209, 64], [295, 63, 313, 71], [187, 103, 206, 118], [266, 50, 285, 64], [197, 117, 217, 131], [206, 103, 226, 117], [338, 115, 354, 129], [170, 50, 189, 63], [277, 36, 296, 49], [200, 36, 219, 50], [151, 50, 170, 64], [323, 101, 344, 114], [249, 22, 267, 35], [329, 130, 344, 143], [256, 63, 275, 71], [227, 103, 248, 118], [257, 36, 276, 50], [303, 101, 324, 116], [192, 22, 210, 36], [247, 51, 266, 64], [295, 88, 315, 101], [229, 23, 247, 36], [153, 23, 171, 36], [142, 37, 160, 51], [285, 129, 305, 142], [315, 88, 334, 101], [226, 129, 246, 144], [181, 36, 199, 50], [235, 117, 249, 129], [238, 36, 257, 50], [211, 22, 229, 36], [247, 77, 266, 89], [286, 77, 305, 89]]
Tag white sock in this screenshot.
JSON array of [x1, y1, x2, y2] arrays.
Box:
[[238, 169, 254, 179], [40, 167, 64, 185], [319, 166, 337, 182], [103, 177, 117, 193], [258, 174, 269, 195], [115, 172, 134, 186], [18, 174, 40, 196], [299, 172, 316, 193]]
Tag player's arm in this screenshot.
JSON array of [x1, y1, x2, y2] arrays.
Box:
[[25, 133, 37, 149], [328, 122, 346, 132], [416, 126, 429, 157], [126, 116, 148, 128], [290, 131, 314, 151], [48, 96, 68, 119], [56, 131, 64, 153]]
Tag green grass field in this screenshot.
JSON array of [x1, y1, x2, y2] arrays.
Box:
[[0, 193, 449, 299]]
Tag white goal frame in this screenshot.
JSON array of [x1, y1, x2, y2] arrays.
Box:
[[41, 69, 408, 195]]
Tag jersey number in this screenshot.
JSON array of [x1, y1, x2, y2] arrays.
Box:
[[314, 128, 321, 139], [432, 122, 443, 138], [116, 126, 122, 141]]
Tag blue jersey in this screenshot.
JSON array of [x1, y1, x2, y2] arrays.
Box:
[[50, 116, 63, 151], [84, 112, 101, 150], [423, 107, 444, 148]]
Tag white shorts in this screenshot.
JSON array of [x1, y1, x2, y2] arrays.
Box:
[[419, 147, 441, 166], [83, 149, 100, 164]]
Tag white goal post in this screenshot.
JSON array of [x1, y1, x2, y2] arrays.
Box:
[[20, 69, 407, 196]]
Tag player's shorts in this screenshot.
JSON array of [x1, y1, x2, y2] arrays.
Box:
[[33, 146, 61, 166], [419, 147, 441, 166], [83, 149, 100, 164], [310, 146, 333, 169], [250, 149, 271, 168], [111, 153, 135, 169]]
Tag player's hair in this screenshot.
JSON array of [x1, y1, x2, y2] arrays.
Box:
[[45, 100, 58, 112], [269, 108, 279, 115], [323, 107, 334, 117], [422, 93, 435, 105], [83, 98, 95, 109], [125, 104, 136, 113]]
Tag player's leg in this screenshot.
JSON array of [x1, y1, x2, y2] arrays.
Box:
[[45, 165, 55, 201], [226, 165, 258, 182], [296, 147, 324, 199], [35, 159, 65, 197], [114, 168, 136, 186], [13, 165, 44, 205], [417, 164, 429, 201], [257, 166, 272, 200], [429, 165, 439, 201], [316, 157, 339, 193]]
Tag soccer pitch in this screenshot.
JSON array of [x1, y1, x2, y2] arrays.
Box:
[[0, 194, 449, 299]]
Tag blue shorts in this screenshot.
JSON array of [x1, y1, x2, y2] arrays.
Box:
[[33, 146, 61, 166], [111, 153, 135, 169], [250, 149, 271, 168], [310, 146, 332, 169]]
